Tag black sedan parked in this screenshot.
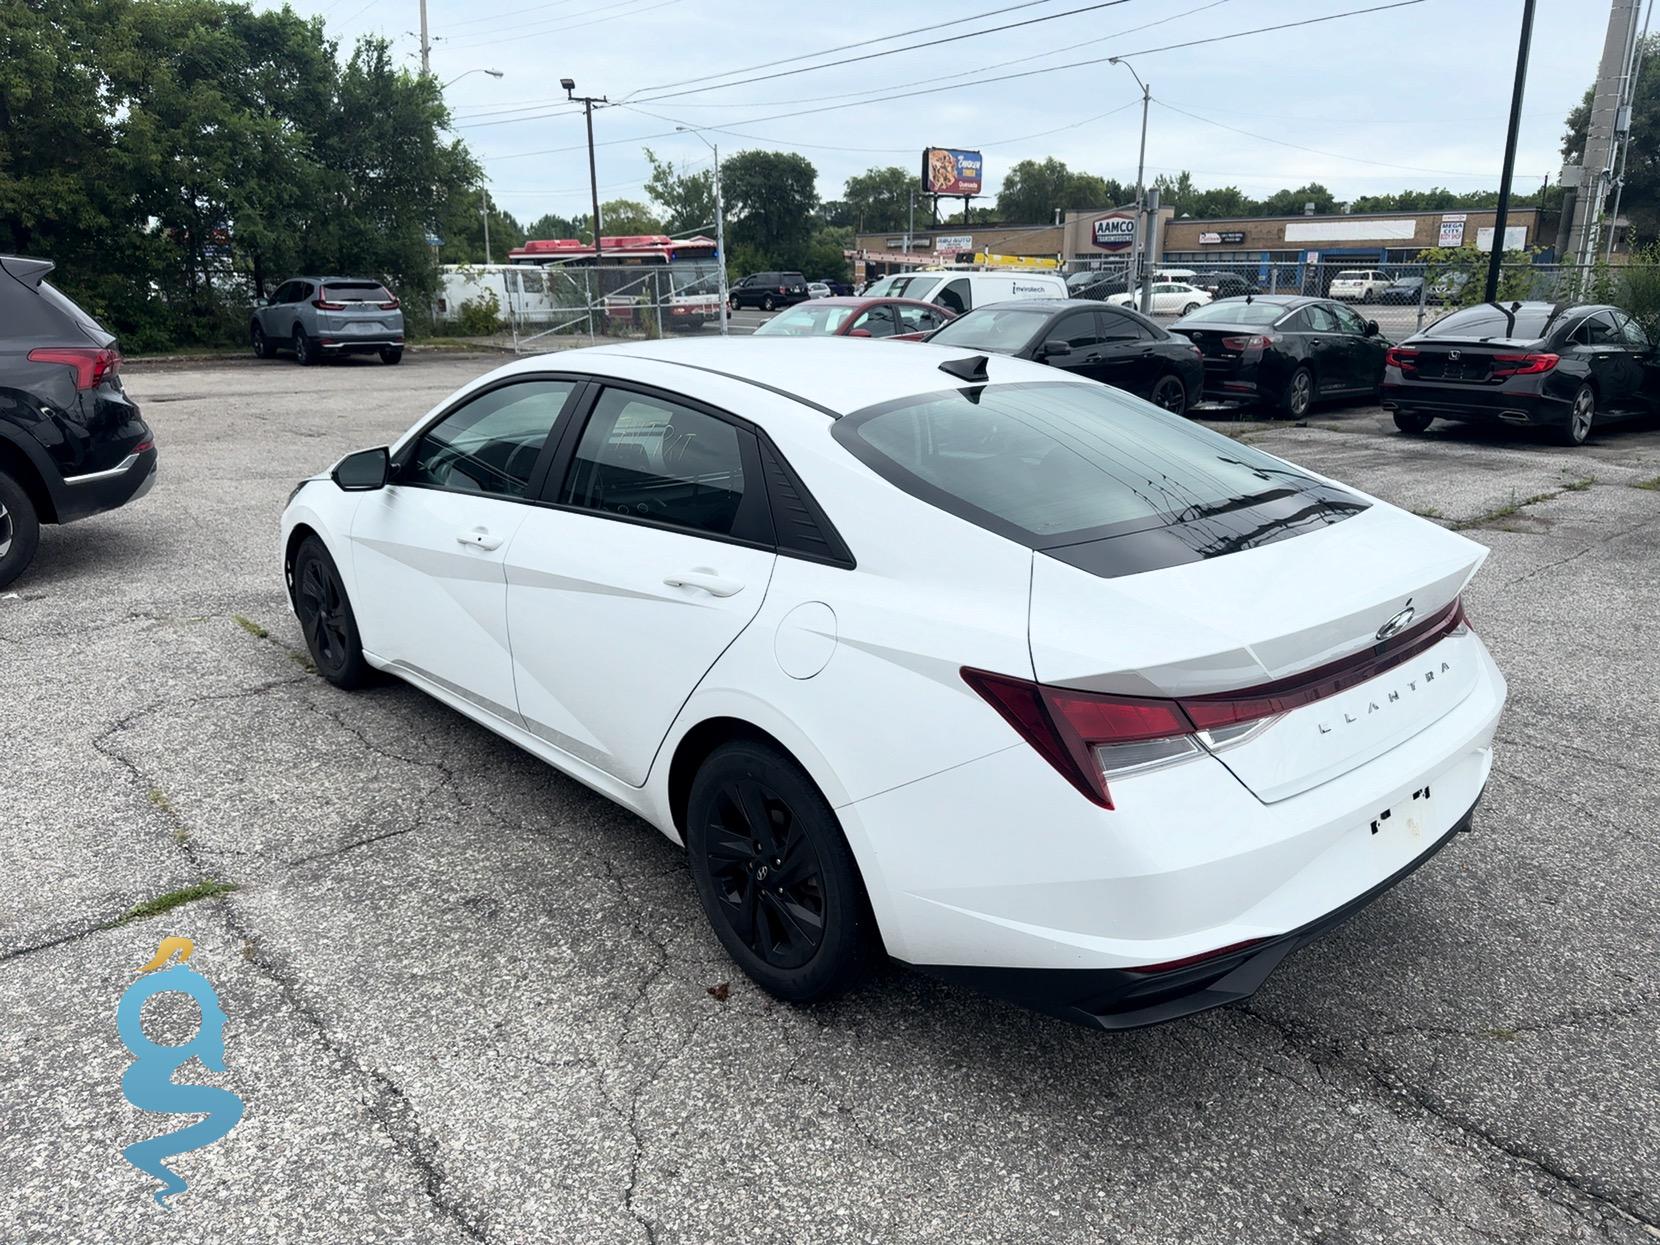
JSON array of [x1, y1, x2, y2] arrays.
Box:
[[925, 298, 1204, 414], [1169, 295, 1389, 417], [0, 255, 157, 587], [1381, 301, 1656, 446], [1191, 271, 1261, 299], [1378, 276, 1425, 305]]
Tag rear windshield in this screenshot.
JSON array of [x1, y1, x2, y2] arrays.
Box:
[[834, 382, 1366, 572], [38, 281, 109, 337], [1424, 303, 1559, 340], [866, 275, 941, 300], [926, 306, 1050, 352], [1336, 271, 1368, 279], [1176, 300, 1286, 325], [755, 304, 855, 336], [323, 282, 393, 302]]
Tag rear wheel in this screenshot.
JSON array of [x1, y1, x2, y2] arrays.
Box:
[[0, 470, 41, 590], [293, 327, 319, 366], [1393, 410, 1435, 434], [686, 740, 873, 1004], [1182, 301, 1201, 316], [292, 536, 370, 688], [1558, 384, 1595, 446], [379, 346, 403, 365], [762, 295, 777, 312], [1149, 373, 1188, 416], [251, 323, 274, 359], [1281, 365, 1315, 418]]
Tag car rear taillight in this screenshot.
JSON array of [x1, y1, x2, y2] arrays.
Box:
[[311, 298, 346, 310], [1490, 351, 1558, 377], [1220, 334, 1272, 352], [1384, 346, 1419, 374], [28, 346, 122, 389], [963, 597, 1471, 809], [378, 297, 401, 310]]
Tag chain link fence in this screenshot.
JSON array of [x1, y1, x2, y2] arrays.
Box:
[[432, 263, 727, 351]]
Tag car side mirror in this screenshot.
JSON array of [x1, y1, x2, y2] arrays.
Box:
[[332, 447, 390, 491], [254, 297, 269, 308], [1039, 338, 1073, 362], [847, 328, 872, 338], [1364, 320, 1380, 337]]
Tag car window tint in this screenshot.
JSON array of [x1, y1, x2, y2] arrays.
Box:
[[1304, 304, 1339, 332], [1053, 310, 1099, 350], [1585, 312, 1623, 345], [323, 282, 393, 303], [561, 388, 747, 537], [851, 306, 900, 337], [895, 305, 940, 333], [1614, 312, 1650, 350], [1426, 304, 1560, 339], [1096, 309, 1147, 341], [407, 379, 574, 498], [928, 306, 1051, 352], [938, 279, 971, 314], [37, 282, 108, 336], [1330, 303, 1367, 334]]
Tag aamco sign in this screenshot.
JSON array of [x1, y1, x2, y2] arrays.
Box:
[[1091, 213, 1136, 250]]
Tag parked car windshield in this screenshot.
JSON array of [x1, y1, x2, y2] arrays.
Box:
[[754, 304, 857, 336], [1176, 300, 1286, 325], [926, 306, 1050, 352], [835, 381, 1364, 549], [1423, 303, 1562, 340], [866, 275, 941, 300]]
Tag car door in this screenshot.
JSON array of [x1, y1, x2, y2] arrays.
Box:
[[349, 377, 580, 724], [1609, 311, 1653, 410], [505, 383, 778, 785], [1299, 302, 1352, 392], [1580, 312, 1638, 408], [1328, 301, 1380, 391], [1031, 308, 1105, 380], [258, 282, 290, 335], [1095, 307, 1163, 395]]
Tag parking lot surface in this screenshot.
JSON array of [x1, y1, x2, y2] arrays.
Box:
[[4, 350, 1658, 1244]]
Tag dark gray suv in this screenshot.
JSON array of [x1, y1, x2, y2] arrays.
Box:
[[252, 276, 405, 365]]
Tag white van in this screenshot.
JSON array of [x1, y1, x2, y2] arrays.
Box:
[[862, 270, 1068, 315]]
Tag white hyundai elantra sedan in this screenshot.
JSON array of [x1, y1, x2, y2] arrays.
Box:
[[281, 337, 1505, 1029]]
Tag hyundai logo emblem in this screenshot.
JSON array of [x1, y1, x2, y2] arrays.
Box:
[[1376, 605, 1416, 641]]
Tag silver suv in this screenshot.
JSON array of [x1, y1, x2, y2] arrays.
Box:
[[251, 276, 405, 365]]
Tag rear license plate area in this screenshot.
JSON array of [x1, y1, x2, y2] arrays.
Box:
[[1368, 783, 1433, 840]]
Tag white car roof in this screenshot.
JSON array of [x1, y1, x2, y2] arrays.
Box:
[[481, 336, 1084, 419]]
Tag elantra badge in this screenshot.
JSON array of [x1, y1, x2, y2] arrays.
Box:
[[1376, 605, 1415, 641]]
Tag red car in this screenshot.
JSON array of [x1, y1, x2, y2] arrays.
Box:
[[751, 297, 955, 342]]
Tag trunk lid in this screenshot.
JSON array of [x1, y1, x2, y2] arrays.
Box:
[[1029, 503, 1486, 801], [1397, 336, 1545, 384]]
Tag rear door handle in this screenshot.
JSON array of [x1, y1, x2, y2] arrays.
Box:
[[456, 527, 503, 551], [663, 569, 744, 598]]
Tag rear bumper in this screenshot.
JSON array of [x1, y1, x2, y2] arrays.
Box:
[[917, 798, 1476, 1030], [56, 444, 158, 523], [319, 337, 403, 353], [1381, 377, 1569, 425]]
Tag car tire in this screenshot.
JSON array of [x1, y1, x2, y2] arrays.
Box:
[[380, 347, 403, 365], [251, 323, 275, 359], [762, 295, 777, 312], [1559, 383, 1595, 446], [1182, 302, 1200, 316], [292, 535, 371, 689], [293, 327, 319, 366], [1150, 373, 1188, 417], [686, 739, 874, 1004], [1281, 365, 1315, 418], [1393, 410, 1435, 434], [0, 470, 41, 591]]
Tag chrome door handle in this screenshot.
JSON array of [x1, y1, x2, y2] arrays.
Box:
[[457, 527, 503, 551], [663, 569, 744, 598]]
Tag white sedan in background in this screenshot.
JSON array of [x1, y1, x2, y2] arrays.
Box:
[[281, 338, 1505, 1028], [1106, 281, 1212, 316], [806, 282, 832, 299]]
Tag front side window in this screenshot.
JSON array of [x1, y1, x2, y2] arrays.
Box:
[[937, 279, 971, 314], [1614, 311, 1650, 350], [1330, 303, 1367, 334], [1053, 310, 1100, 350], [1304, 304, 1339, 332], [834, 382, 1364, 565], [406, 379, 575, 497], [896, 305, 946, 334], [849, 306, 900, 338], [560, 388, 748, 537]]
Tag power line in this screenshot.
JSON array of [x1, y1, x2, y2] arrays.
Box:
[[441, 0, 634, 33], [438, 0, 688, 51], [487, 0, 1427, 161]]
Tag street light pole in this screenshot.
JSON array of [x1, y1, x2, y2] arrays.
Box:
[[481, 188, 491, 265], [1485, 0, 1537, 303], [1111, 58, 1152, 313], [419, 0, 430, 74], [441, 68, 504, 89], [563, 78, 607, 260], [678, 128, 729, 336]]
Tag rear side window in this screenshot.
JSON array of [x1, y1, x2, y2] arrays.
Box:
[[37, 282, 108, 337], [834, 381, 1366, 572]]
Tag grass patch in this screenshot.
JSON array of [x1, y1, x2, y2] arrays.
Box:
[[1454, 479, 1589, 530], [1634, 475, 1660, 491], [286, 648, 317, 673], [146, 788, 175, 815], [1485, 1026, 1519, 1041], [232, 614, 269, 639], [1411, 506, 1444, 520], [1561, 476, 1594, 492], [120, 880, 237, 924]]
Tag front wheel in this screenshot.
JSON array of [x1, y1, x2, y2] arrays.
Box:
[[1558, 384, 1595, 445], [292, 536, 370, 688], [1281, 365, 1314, 418], [251, 323, 274, 359], [1149, 373, 1188, 416], [379, 346, 403, 365], [1393, 410, 1435, 434], [0, 470, 41, 590], [686, 740, 874, 1004]]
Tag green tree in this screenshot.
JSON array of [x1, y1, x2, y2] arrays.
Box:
[[524, 212, 580, 240], [443, 191, 525, 264], [1254, 183, 1340, 217], [722, 150, 819, 269], [840, 166, 915, 232], [643, 147, 714, 235], [803, 225, 852, 281], [995, 158, 1126, 223]]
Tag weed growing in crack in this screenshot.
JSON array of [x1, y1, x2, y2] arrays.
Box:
[[233, 614, 270, 639], [121, 880, 238, 924]]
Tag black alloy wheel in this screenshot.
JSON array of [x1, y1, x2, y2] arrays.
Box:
[[0, 470, 41, 590], [293, 536, 369, 688], [1150, 373, 1188, 416], [687, 741, 872, 1002], [1393, 410, 1435, 434]]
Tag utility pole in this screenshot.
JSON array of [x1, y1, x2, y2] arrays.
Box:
[[1606, 0, 1654, 259], [481, 189, 491, 265], [1110, 58, 1152, 314], [563, 78, 606, 259], [419, 0, 430, 74], [1486, 0, 1537, 302], [1567, 0, 1642, 265], [677, 128, 728, 335]]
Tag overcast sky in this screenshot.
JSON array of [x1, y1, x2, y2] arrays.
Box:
[[262, 0, 1612, 225]]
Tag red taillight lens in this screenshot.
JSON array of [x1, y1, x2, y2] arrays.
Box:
[[312, 298, 346, 310], [1490, 351, 1558, 377], [378, 298, 401, 310], [1220, 334, 1271, 352], [1385, 346, 1419, 372], [28, 346, 121, 389]]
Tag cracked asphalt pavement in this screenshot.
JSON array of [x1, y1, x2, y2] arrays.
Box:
[[3, 351, 1657, 1244]]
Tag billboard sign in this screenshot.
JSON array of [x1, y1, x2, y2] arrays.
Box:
[[1091, 212, 1137, 250], [922, 148, 983, 195], [1439, 214, 1467, 247], [935, 234, 973, 252]]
